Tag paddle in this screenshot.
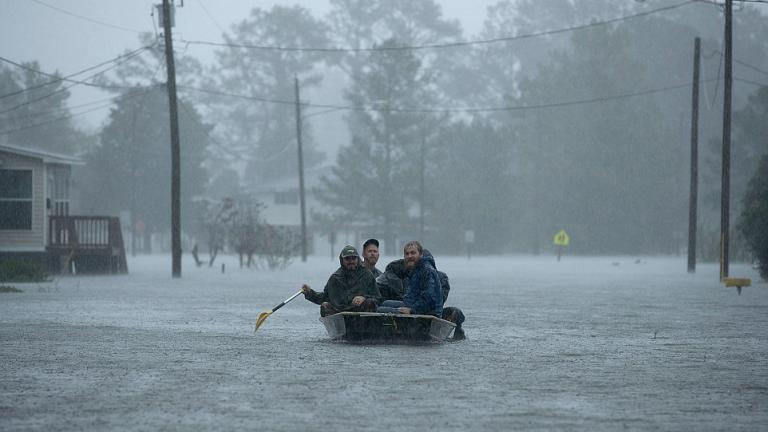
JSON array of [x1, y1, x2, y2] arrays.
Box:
[[254, 290, 303, 331]]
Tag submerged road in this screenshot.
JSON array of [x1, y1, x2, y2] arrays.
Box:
[[1, 255, 766, 431]]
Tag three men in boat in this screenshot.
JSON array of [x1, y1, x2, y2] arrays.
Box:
[[302, 240, 466, 339]]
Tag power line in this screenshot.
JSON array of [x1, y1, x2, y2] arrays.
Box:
[[9, 62, 166, 125], [734, 58, 768, 78], [701, 49, 768, 108], [0, 48, 151, 116], [181, 1, 697, 53], [702, 49, 768, 78], [180, 80, 707, 115], [12, 94, 125, 122], [0, 45, 157, 100], [195, 0, 228, 35], [735, 77, 768, 87], [178, 97, 300, 164], [179, 85, 329, 108], [302, 106, 348, 120], [6, 75, 760, 139], [29, 0, 144, 34], [696, 0, 768, 4], [177, 99, 237, 161], [0, 86, 158, 136]]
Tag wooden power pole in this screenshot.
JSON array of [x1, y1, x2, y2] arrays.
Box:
[[688, 37, 701, 273], [294, 77, 308, 262], [162, 0, 182, 278], [720, 0, 733, 280]]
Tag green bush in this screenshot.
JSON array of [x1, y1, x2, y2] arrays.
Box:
[[738, 154, 768, 280], [0, 260, 49, 283], [0, 285, 22, 293]]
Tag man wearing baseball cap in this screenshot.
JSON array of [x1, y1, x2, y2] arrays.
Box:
[[301, 245, 381, 316], [361, 238, 382, 278]]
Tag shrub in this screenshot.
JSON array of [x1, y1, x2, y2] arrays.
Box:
[[0, 285, 22, 293], [0, 260, 49, 283]]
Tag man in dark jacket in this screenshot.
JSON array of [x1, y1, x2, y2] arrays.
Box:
[[376, 240, 442, 317], [377, 247, 466, 339], [302, 245, 381, 317]]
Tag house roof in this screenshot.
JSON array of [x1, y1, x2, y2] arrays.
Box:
[[0, 143, 84, 165]]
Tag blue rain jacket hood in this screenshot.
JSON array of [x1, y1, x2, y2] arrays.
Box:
[[402, 251, 443, 316]]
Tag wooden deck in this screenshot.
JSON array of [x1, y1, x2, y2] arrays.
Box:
[[47, 216, 128, 274]]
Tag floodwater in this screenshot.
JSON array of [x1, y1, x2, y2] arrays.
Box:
[[1, 254, 766, 431]]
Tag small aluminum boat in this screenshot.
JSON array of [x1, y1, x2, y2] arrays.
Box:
[[320, 311, 456, 343]]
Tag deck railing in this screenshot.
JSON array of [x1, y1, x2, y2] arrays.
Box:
[[49, 216, 119, 249], [48, 216, 128, 273]]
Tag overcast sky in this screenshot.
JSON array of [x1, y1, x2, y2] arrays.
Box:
[[0, 0, 497, 131]]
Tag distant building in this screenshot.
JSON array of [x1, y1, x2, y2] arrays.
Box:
[[247, 165, 380, 258]]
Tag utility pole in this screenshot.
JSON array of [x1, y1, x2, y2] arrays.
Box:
[[720, 0, 732, 280], [130, 103, 138, 258], [294, 77, 308, 262], [419, 134, 426, 242], [688, 37, 700, 273], [161, 0, 182, 278]]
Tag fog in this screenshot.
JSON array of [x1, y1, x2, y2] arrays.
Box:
[[1, 0, 768, 258], [2, 3, 768, 429]]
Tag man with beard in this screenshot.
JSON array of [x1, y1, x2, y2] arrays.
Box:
[[376, 240, 442, 317], [361, 238, 382, 278], [376, 245, 466, 340], [301, 245, 381, 317]]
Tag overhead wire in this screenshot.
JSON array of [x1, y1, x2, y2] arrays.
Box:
[[177, 98, 238, 161], [703, 49, 768, 78], [178, 97, 301, 165], [734, 58, 768, 78], [6, 0, 764, 139], [1, 58, 164, 136], [29, 0, 144, 34], [0, 85, 161, 136], [0, 47, 153, 116], [0, 45, 157, 100], [12, 93, 129, 122], [710, 46, 724, 107], [180, 0, 698, 53], [4, 57, 165, 129], [180, 80, 709, 115], [195, 0, 228, 35], [696, 0, 768, 4], [735, 77, 768, 87], [700, 47, 768, 107]]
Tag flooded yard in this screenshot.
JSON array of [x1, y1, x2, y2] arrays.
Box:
[[1, 254, 766, 431]]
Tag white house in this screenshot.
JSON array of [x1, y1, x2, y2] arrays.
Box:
[[248, 165, 385, 258], [0, 143, 127, 273]]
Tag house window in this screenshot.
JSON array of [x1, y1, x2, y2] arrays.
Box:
[[0, 169, 33, 230], [48, 166, 70, 216], [274, 190, 298, 205]]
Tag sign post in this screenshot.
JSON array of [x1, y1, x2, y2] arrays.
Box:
[[553, 229, 570, 261], [464, 230, 475, 260]]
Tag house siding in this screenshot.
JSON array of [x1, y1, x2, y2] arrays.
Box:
[[0, 151, 45, 251]]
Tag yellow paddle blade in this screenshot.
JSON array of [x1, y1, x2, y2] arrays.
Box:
[[254, 311, 272, 332]]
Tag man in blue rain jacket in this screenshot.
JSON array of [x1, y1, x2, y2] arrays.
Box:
[[377, 240, 442, 317]]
